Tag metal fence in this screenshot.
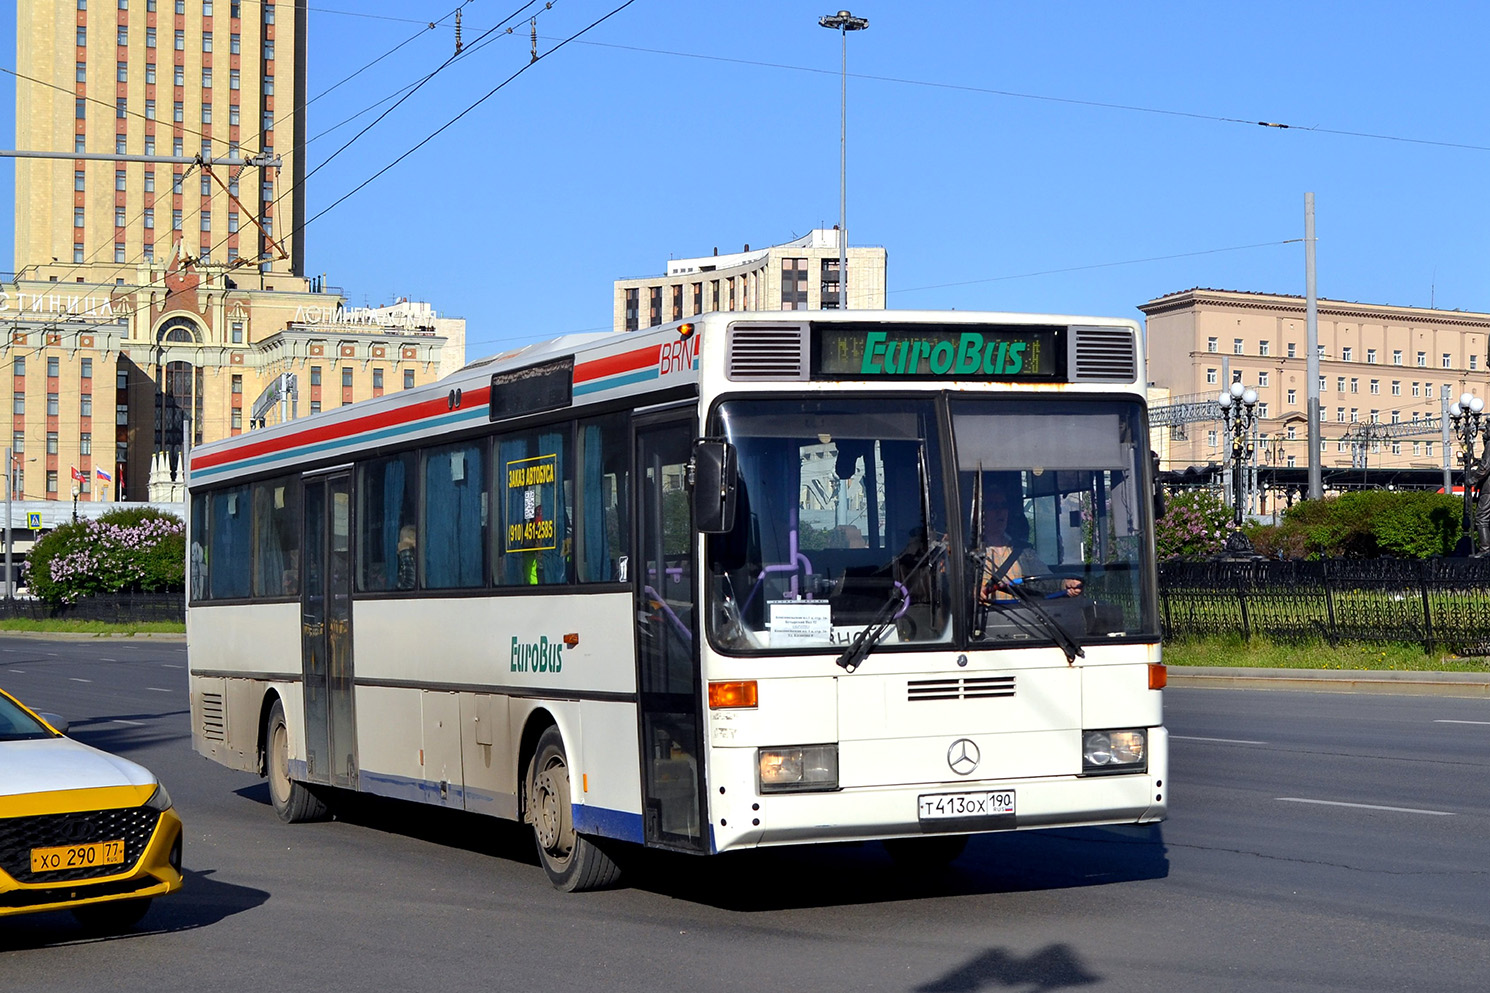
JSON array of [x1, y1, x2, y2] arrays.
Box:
[[0, 593, 184, 624], [1159, 558, 1490, 654]]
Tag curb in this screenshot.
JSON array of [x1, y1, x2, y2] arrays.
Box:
[[1168, 665, 1490, 699]]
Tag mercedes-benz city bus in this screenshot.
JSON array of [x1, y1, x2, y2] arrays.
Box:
[[187, 310, 1167, 891]]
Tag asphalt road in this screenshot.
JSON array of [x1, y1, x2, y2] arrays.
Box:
[[2, 635, 1487, 992]]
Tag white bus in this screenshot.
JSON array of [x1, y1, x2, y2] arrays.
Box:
[[187, 310, 1167, 891]]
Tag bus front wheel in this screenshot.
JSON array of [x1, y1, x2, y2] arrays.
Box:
[[266, 699, 329, 823], [526, 726, 621, 892]]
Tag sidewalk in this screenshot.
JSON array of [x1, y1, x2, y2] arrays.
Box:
[[1168, 665, 1490, 699]]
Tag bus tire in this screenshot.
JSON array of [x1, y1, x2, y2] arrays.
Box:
[[526, 725, 621, 892], [883, 833, 968, 870], [266, 698, 329, 823]]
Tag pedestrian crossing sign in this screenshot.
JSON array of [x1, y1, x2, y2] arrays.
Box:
[[26, 512, 41, 529]]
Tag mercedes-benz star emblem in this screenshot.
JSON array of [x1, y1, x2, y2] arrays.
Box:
[[947, 738, 980, 776]]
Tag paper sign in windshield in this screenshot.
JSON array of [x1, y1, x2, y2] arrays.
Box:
[[769, 601, 832, 645]]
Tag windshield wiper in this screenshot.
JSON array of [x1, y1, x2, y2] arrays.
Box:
[[836, 535, 945, 673], [986, 576, 1085, 665]]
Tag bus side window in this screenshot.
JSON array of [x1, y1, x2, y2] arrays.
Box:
[[495, 427, 573, 586], [576, 414, 629, 583]]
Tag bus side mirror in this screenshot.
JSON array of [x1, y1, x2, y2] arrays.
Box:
[[1151, 449, 1166, 519], [690, 439, 738, 534]]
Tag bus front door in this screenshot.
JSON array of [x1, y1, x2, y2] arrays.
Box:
[[301, 473, 358, 790], [635, 417, 706, 852]]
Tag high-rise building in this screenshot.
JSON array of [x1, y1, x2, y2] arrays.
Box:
[[14, 0, 306, 278], [613, 229, 887, 333]]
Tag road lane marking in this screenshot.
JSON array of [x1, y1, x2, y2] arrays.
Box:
[[161, 664, 183, 669], [114, 720, 145, 727], [1434, 719, 1490, 725], [1172, 735, 1268, 745], [99, 657, 117, 662], [69, 677, 92, 683], [8, 668, 24, 673], [147, 687, 172, 693], [1277, 797, 1454, 816]]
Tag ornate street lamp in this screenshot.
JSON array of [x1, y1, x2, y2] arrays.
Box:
[[1218, 381, 1259, 528], [1448, 392, 1486, 552]]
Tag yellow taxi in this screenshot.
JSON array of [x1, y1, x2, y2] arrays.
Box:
[[0, 686, 183, 930]]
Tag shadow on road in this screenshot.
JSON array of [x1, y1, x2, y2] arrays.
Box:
[[62, 711, 192, 757], [622, 824, 1169, 911], [0, 867, 269, 950], [914, 943, 1101, 992]]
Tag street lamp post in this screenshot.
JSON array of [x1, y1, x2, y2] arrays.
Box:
[[1448, 392, 1486, 553], [819, 9, 868, 310], [1218, 381, 1259, 554]]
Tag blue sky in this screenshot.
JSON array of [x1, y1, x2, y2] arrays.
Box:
[[5, 1, 1490, 359]]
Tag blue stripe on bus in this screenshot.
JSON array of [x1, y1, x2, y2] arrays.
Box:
[[573, 367, 661, 396], [355, 768, 644, 844], [192, 405, 488, 482]]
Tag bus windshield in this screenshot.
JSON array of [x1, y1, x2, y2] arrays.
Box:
[[953, 397, 1157, 648], [706, 395, 1157, 654]]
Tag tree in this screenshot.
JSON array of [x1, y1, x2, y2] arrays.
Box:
[[24, 508, 186, 605]]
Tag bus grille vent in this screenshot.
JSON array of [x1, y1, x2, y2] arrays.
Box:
[[200, 692, 226, 742], [907, 676, 1016, 702], [727, 325, 808, 381], [1071, 326, 1137, 383]]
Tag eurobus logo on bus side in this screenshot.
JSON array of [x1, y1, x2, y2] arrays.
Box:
[[511, 636, 563, 673]]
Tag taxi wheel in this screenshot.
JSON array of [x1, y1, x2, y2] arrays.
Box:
[[526, 726, 621, 892], [72, 897, 151, 932], [883, 833, 969, 870], [266, 699, 329, 823]]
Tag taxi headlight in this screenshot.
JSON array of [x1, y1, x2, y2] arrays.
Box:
[[1082, 729, 1147, 774], [758, 744, 838, 793], [143, 783, 174, 812]]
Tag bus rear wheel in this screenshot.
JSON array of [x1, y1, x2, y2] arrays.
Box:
[[526, 726, 621, 892], [266, 699, 329, 823]]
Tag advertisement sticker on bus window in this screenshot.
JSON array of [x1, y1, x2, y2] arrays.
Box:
[[505, 453, 559, 553], [768, 600, 832, 645]]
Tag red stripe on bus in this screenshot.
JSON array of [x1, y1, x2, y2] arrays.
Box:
[[192, 386, 491, 472], [573, 344, 660, 384]]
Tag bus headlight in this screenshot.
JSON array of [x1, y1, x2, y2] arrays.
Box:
[[758, 744, 839, 793], [1082, 729, 1147, 775]]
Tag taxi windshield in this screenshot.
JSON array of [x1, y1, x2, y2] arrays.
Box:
[[0, 693, 56, 741]]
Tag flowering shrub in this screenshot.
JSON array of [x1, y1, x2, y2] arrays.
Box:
[[1154, 489, 1232, 560], [1248, 491, 1462, 559], [24, 508, 185, 605]]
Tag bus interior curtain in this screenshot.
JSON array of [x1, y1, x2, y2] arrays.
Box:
[[382, 458, 405, 589], [582, 423, 610, 582], [425, 444, 484, 588], [539, 430, 568, 584]]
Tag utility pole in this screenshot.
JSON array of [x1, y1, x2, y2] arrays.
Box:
[[3, 447, 11, 599], [819, 10, 869, 309], [1305, 193, 1322, 500]]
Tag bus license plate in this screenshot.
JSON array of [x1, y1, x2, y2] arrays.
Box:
[[918, 790, 1015, 821], [31, 840, 126, 873]]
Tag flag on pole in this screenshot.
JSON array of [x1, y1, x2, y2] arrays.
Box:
[[96, 466, 113, 483], [70, 466, 84, 483]]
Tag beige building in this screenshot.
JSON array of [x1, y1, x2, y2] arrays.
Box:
[[3, 258, 459, 503], [15, 0, 305, 277], [1142, 288, 1490, 480], [613, 228, 886, 332]]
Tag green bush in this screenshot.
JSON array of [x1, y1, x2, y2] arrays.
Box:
[[1247, 491, 1462, 559], [24, 508, 186, 605]]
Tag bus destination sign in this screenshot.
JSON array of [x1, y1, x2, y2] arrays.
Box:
[[813, 323, 1063, 382]]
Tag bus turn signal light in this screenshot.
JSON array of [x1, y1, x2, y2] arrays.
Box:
[[1149, 664, 1167, 689], [708, 680, 758, 709]]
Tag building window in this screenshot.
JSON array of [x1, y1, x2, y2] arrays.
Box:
[[263, 76, 273, 95], [74, 207, 86, 228], [310, 400, 321, 413], [263, 39, 274, 59], [174, 64, 184, 86], [1443, 353, 1452, 368], [1391, 381, 1401, 396], [1233, 338, 1243, 354], [1342, 347, 1353, 361], [145, 63, 155, 84], [1336, 407, 1344, 421], [202, 31, 212, 52], [145, 98, 155, 120], [1392, 349, 1403, 365], [82, 394, 94, 416], [144, 207, 154, 229], [1350, 378, 1359, 393], [1286, 389, 1296, 405], [1259, 340, 1270, 356], [175, 29, 184, 50], [75, 244, 85, 263], [201, 104, 212, 124], [1336, 376, 1345, 392], [117, 25, 128, 45], [173, 100, 183, 123], [1369, 379, 1379, 395], [648, 287, 662, 327], [47, 357, 59, 378], [1286, 425, 1297, 440], [81, 358, 92, 379], [1257, 371, 1269, 387], [47, 472, 58, 495], [1366, 349, 1377, 364], [1257, 403, 1269, 418], [1417, 350, 1427, 367], [310, 366, 321, 386], [231, 321, 243, 343], [624, 288, 638, 331], [173, 209, 182, 230], [76, 97, 87, 120], [1206, 336, 1217, 352], [75, 170, 86, 192], [231, 409, 242, 430], [372, 369, 383, 390], [77, 27, 86, 47], [231, 374, 242, 394], [230, 68, 240, 90], [230, 33, 240, 54], [11, 394, 23, 416], [117, 62, 127, 83], [229, 105, 239, 126], [404, 369, 414, 389], [115, 206, 126, 226], [201, 213, 211, 232], [341, 368, 353, 388], [48, 394, 60, 416], [146, 26, 155, 47], [264, 3, 274, 23], [1287, 342, 1297, 358], [1206, 429, 1217, 448], [1474, 355, 1481, 371], [1206, 368, 1217, 384]]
